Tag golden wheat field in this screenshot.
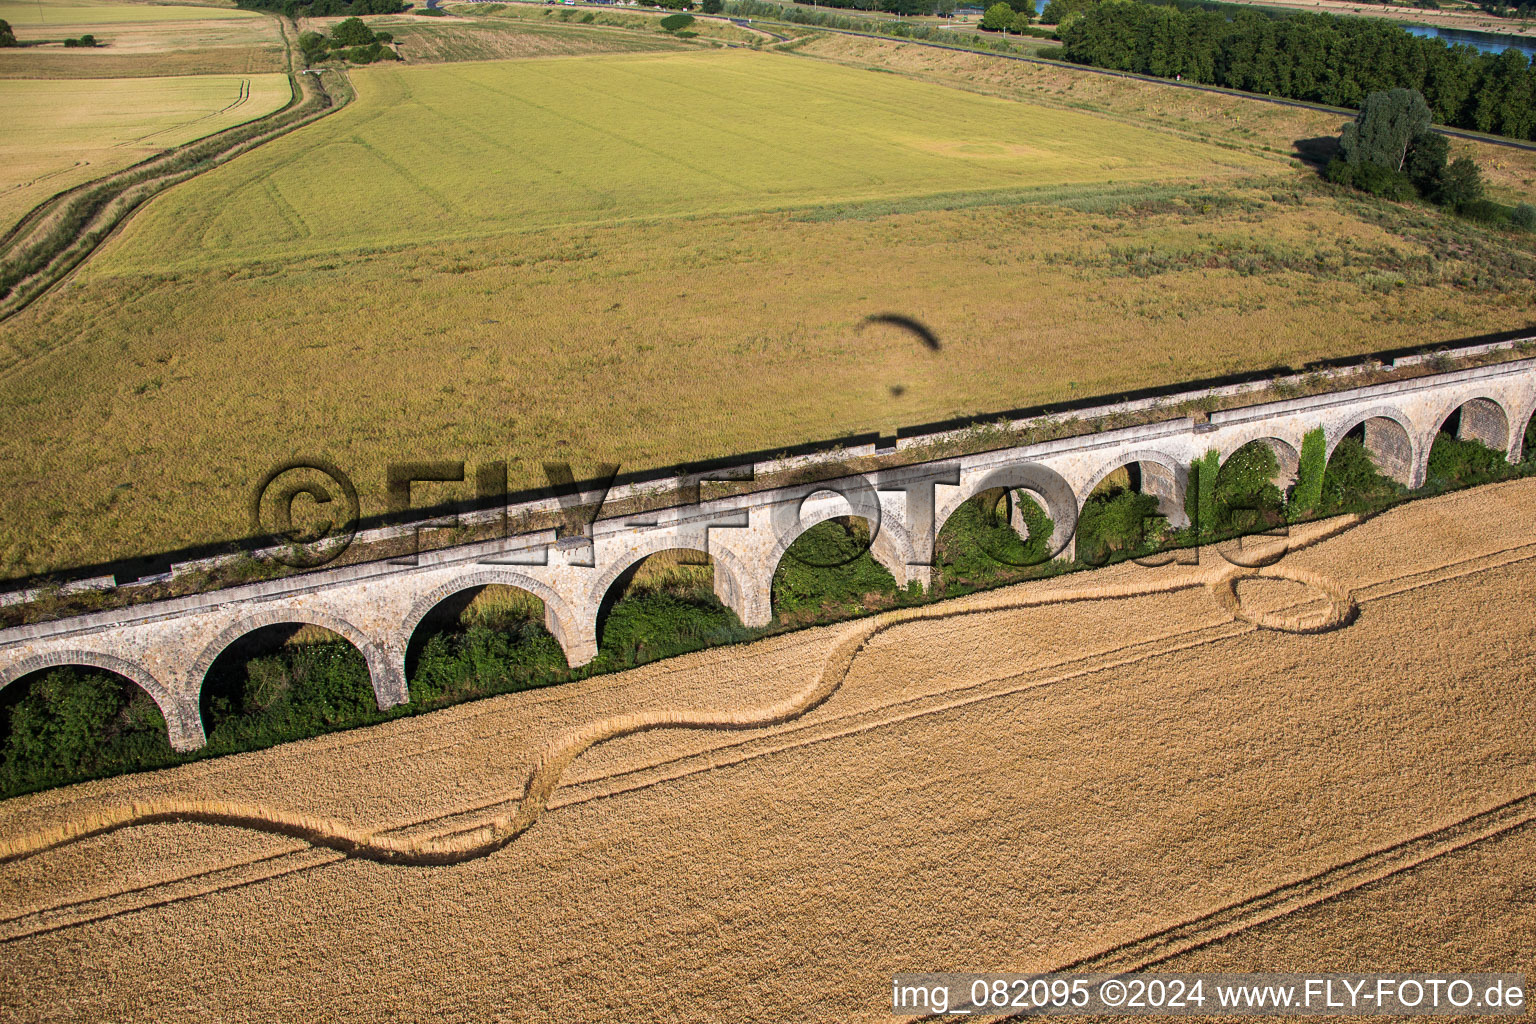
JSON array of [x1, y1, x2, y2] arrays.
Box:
[[0, 478, 1532, 1021], [0, 73, 292, 233]]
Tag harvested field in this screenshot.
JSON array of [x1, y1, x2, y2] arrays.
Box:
[[0, 72, 292, 234], [0, 478, 1533, 1020], [302, 12, 689, 65], [0, 15, 286, 78], [0, 0, 258, 29]]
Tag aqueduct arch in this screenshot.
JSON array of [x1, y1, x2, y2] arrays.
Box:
[[1327, 409, 1420, 487], [1078, 451, 1191, 530], [400, 569, 587, 669], [1220, 436, 1302, 493], [0, 651, 197, 750], [191, 609, 405, 715], [587, 536, 756, 634], [1429, 395, 1512, 455]]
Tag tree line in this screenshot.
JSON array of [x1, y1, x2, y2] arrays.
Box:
[[791, 0, 959, 16], [1058, 0, 1536, 141], [237, 0, 405, 20]]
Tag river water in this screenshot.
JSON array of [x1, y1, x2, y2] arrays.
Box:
[[1404, 23, 1536, 59]]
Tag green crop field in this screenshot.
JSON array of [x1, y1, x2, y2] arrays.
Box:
[[93, 50, 1268, 271], [0, 73, 292, 233], [1, 45, 1533, 581]]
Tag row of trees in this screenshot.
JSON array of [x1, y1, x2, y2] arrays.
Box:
[[980, 3, 1041, 32], [791, 0, 963, 16], [237, 0, 406, 20], [1059, 0, 1536, 141]]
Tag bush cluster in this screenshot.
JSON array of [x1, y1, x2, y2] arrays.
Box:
[[299, 17, 399, 64], [934, 489, 1057, 593]]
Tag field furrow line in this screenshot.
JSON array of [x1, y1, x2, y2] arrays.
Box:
[[1051, 791, 1536, 978], [0, 847, 340, 943]]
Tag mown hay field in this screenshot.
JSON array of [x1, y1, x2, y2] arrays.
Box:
[[2, 44, 1535, 579], [95, 49, 1267, 270], [0, 72, 292, 234], [0, 14, 286, 78], [305, 11, 690, 65], [0, 480, 1531, 1021], [0, 0, 258, 29]]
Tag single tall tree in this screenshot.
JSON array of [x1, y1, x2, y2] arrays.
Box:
[[1339, 88, 1433, 172]]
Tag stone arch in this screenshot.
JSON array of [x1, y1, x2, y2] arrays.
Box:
[[1325, 406, 1420, 487], [1078, 450, 1191, 529], [933, 462, 1080, 562], [190, 608, 404, 715], [0, 650, 203, 751], [1516, 397, 1536, 464], [1426, 394, 1513, 459], [586, 535, 760, 630], [765, 491, 918, 590], [400, 569, 588, 668], [1219, 436, 1302, 492]]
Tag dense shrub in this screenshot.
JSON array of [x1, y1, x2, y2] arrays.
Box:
[[1076, 487, 1165, 565], [1213, 442, 1285, 533], [1513, 203, 1536, 231], [595, 587, 750, 668], [1186, 450, 1220, 538], [409, 620, 568, 706], [0, 668, 177, 798], [1435, 155, 1485, 213], [659, 12, 696, 29], [201, 639, 382, 749], [772, 519, 900, 619], [1423, 432, 1508, 491], [332, 16, 375, 45], [934, 490, 1056, 593], [0, 19, 15, 47], [1292, 428, 1327, 517], [1319, 437, 1402, 513]]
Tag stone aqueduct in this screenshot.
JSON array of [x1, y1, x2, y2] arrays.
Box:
[[1, 357, 1532, 751]]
